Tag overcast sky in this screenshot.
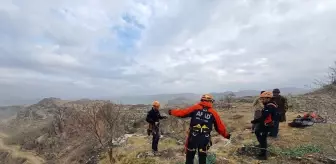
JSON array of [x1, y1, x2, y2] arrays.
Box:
[[1, 0, 336, 100]]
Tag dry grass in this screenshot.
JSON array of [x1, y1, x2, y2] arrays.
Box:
[[2, 91, 335, 164], [97, 102, 335, 164]]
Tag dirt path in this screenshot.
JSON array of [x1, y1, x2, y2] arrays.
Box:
[[0, 132, 45, 164]]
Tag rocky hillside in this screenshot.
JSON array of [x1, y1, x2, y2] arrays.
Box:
[[0, 105, 24, 121], [0, 89, 335, 164], [0, 98, 153, 164], [287, 84, 336, 123]]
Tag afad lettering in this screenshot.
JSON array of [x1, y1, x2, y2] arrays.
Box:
[[196, 111, 212, 120]]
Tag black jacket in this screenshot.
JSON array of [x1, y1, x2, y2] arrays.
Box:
[[251, 102, 277, 127], [272, 96, 288, 113], [146, 108, 166, 124]]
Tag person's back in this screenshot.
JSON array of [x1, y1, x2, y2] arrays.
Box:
[[269, 88, 287, 138], [171, 101, 227, 136], [272, 88, 288, 122], [272, 96, 287, 112], [168, 94, 230, 164], [261, 102, 278, 127]]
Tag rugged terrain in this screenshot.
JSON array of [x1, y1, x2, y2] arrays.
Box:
[[0, 86, 335, 164], [0, 132, 45, 164]]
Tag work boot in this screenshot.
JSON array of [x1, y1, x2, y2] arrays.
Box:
[[152, 150, 160, 156], [269, 136, 279, 140], [257, 153, 267, 160]]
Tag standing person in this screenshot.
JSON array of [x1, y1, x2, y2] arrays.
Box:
[[270, 88, 288, 137], [168, 94, 231, 164], [251, 91, 278, 160], [146, 101, 167, 155], [251, 91, 265, 133]]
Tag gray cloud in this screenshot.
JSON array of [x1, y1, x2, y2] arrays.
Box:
[[0, 0, 336, 104]]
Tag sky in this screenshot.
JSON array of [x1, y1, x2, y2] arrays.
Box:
[[1, 0, 336, 100]]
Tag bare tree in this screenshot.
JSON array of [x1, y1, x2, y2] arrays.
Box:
[[329, 61, 336, 85], [99, 103, 125, 164], [53, 106, 67, 134], [216, 96, 226, 109], [225, 92, 236, 110], [69, 101, 131, 164], [215, 93, 235, 110], [72, 102, 105, 147]]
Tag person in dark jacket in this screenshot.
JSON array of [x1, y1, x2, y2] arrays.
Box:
[[168, 94, 231, 164], [146, 101, 167, 155], [251, 91, 278, 160], [270, 88, 288, 137]]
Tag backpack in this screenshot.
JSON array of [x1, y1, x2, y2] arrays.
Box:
[[264, 103, 277, 127]]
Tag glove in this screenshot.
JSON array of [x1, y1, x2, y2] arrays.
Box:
[[168, 110, 172, 115], [225, 133, 231, 139]]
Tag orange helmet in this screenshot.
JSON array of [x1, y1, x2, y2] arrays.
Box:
[[260, 91, 273, 98], [152, 101, 160, 108], [201, 94, 214, 102]]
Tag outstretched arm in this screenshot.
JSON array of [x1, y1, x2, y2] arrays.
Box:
[[169, 104, 200, 118], [158, 112, 167, 119], [210, 109, 230, 139]]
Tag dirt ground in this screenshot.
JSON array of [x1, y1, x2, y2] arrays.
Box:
[[99, 102, 336, 164]]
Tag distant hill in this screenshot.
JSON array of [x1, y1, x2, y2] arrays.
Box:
[[211, 87, 310, 98], [0, 87, 310, 106], [111, 87, 311, 105], [167, 97, 195, 105], [0, 97, 41, 106], [0, 105, 25, 121], [111, 93, 200, 105]]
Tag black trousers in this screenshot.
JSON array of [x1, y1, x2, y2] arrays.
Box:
[[269, 113, 280, 137], [185, 132, 211, 164], [255, 124, 271, 156], [152, 125, 160, 151], [279, 111, 286, 122]]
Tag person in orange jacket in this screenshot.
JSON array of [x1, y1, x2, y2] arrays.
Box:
[[168, 94, 231, 164]]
